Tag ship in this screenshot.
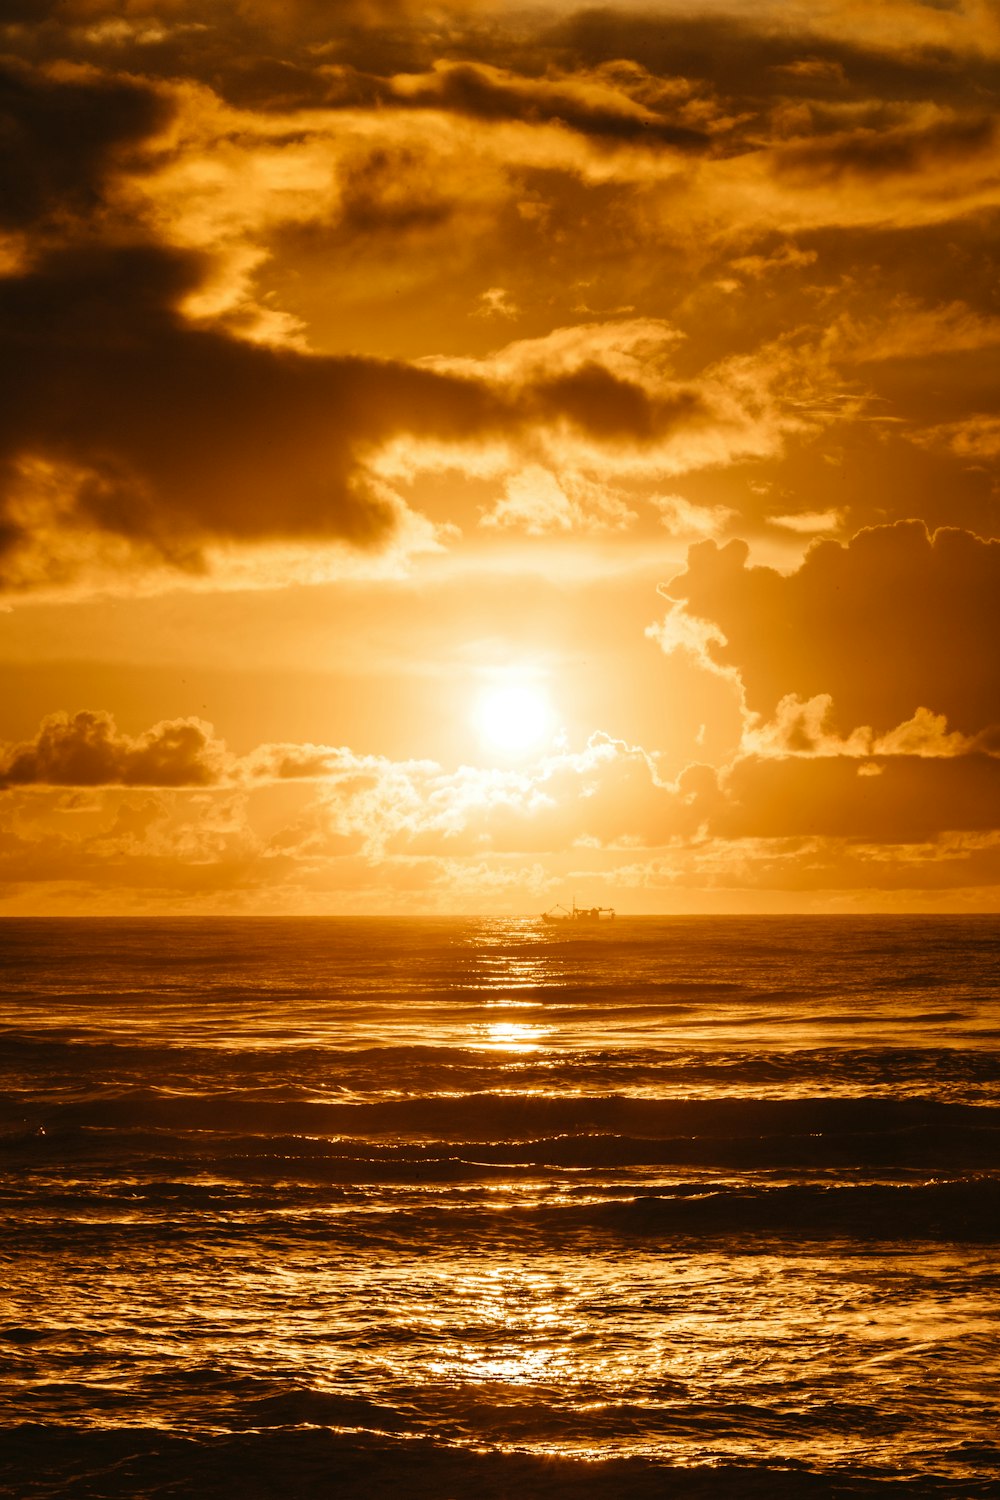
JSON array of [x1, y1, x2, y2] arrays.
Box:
[[541, 899, 615, 923]]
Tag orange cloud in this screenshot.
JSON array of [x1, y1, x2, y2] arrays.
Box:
[[0, 249, 705, 589], [772, 112, 997, 186], [662, 521, 1000, 736], [0, 709, 230, 789], [742, 695, 981, 759], [0, 57, 173, 237], [714, 752, 1000, 841], [5, 705, 1000, 910]]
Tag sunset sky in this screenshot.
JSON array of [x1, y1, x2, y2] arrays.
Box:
[[2, 0, 1000, 913]]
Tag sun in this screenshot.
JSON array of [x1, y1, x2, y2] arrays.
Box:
[[474, 680, 555, 757]]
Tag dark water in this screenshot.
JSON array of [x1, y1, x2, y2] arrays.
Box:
[[1, 916, 998, 1498]]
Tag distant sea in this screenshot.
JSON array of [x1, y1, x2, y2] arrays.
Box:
[[1, 916, 998, 1498]]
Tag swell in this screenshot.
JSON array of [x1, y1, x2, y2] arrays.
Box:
[[4, 1179, 997, 1245], [584, 1178, 1000, 1241], [4, 1384, 1000, 1462], [5, 1117, 1000, 1177], [14, 1090, 998, 1140], [4, 1039, 996, 1108], [1, 1423, 997, 1499]]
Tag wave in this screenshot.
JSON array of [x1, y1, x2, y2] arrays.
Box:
[[5, 1178, 997, 1246], [4, 1036, 996, 1104], [6, 1121, 1000, 1182], [583, 1178, 1000, 1241], [1, 1421, 996, 1498], [15, 1089, 998, 1140], [311, 1175, 999, 1244], [3, 923, 998, 1500]]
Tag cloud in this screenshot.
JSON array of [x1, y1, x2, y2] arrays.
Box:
[[915, 414, 1000, 460], [1, 38, 881, 595], [742, 693, 874, 757], [475, 286, 519, 320], [772, 112, 997, 186], [742, 694, 982, 758], [660, 520, 1000, 736], [714, 750, 1000, 841], [828, 297, 1000, 367], [550, 6, 1000, 113], [238, 729, 697, 856], [0, 58, 173, 235], [3, 246, 761, 589], [5, 20, 998, 597], [404, 318, 817, 490], [875, 706, 984, 757], [608, 831, 1000, 904], [481, 466, 635, 534], [0, 710, 230, 788], [6, 706, 1000, 911], [372, 59, 713, 150], [768, 508, 844, 534], [0, 243, 440, 583], [652, 492, 736, 539]]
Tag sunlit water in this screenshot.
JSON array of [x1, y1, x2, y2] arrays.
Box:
[[1, 916, 998, 1498]]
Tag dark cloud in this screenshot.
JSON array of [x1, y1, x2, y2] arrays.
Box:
[[528, 364, 707, 442], [334, 145, 459, 235], [713, 752, 1000, 841], [0, 58, 172, 233], [773, 112, 996, 183], [0, 241, 477, 568], [0, 710, 228, 788], [186, 54, 715, 144], [365, 61, 711, 150], [0, 1, 468, 103], [11, 1, 993, 147], [665, 521, 1000, 736], [546, 8, 1000, 112], [0, 59, 752, 583], [0, 240, 728, 583], [665, 831, 1000, 896]]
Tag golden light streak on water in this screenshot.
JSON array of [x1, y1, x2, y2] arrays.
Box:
[[475, 1020, 551, 1051]]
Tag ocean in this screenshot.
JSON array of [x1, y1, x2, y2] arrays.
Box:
[[0, 916, 998, 1498]]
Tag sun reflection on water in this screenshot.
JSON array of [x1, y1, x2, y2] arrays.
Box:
[[419, 1266, 583, 1388], [475, 1020, 550, 1051], [463, 922, 562, 997], [473, 957, 555, 991]]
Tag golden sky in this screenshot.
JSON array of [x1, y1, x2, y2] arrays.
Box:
[[2, 0, 1000, 913]]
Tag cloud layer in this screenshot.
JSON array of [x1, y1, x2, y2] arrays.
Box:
[[662, 521, 1000, 736], [4, 0, 1000, 909], [4, 2, 1000, 592]]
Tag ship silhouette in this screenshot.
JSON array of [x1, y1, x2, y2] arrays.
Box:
[[541, 898, 615, 923]]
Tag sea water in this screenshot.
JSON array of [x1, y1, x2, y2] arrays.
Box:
[[1, 916, 998, 1497]]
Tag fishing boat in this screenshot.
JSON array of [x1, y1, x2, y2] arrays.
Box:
[[541, 899, 615, 923]]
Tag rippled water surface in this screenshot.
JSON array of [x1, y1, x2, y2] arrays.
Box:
[[1, 916, 998, 1497]]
